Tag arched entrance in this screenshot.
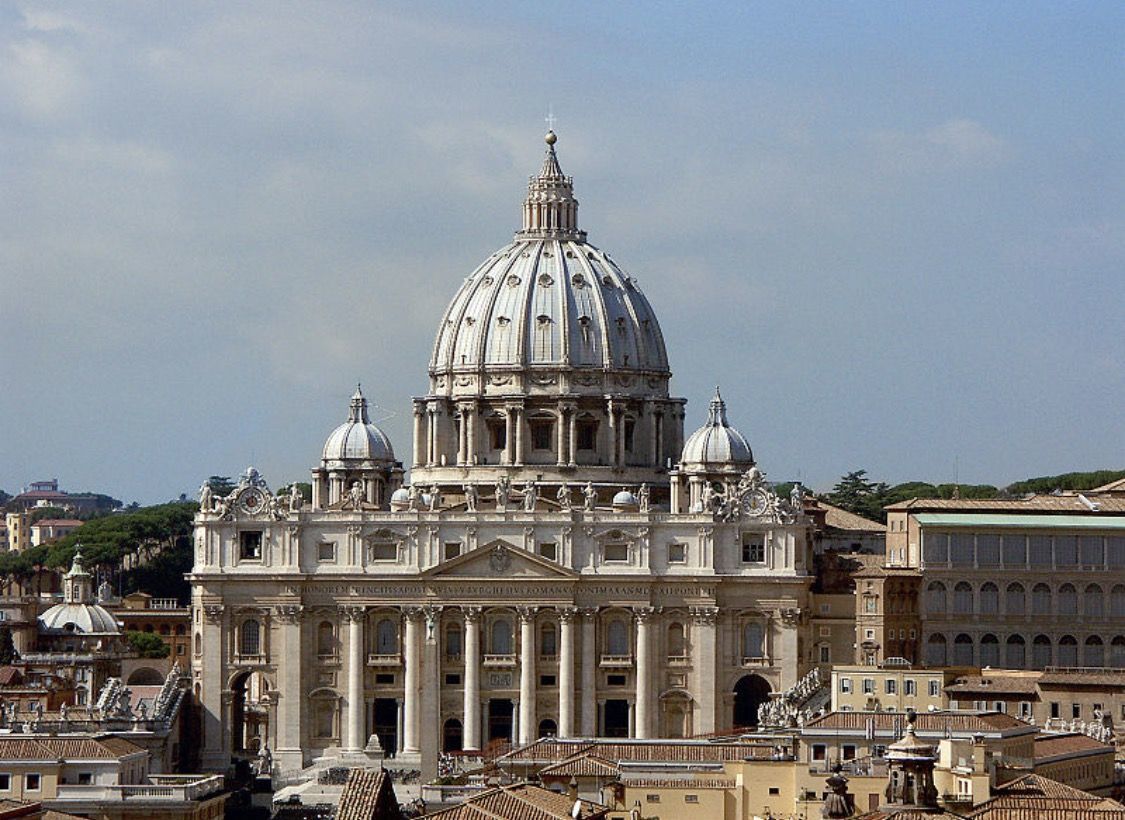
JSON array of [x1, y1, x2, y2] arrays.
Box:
[[537, 719, 557, 738], [732, 674, 771, 728], [443, 719, 463, 752], [230, 671, 272, 755]]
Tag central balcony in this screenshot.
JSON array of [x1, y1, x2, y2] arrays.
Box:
[[599, 654, 633, 668], [482, 654, 516, 667], [367, 653, 402, 668]]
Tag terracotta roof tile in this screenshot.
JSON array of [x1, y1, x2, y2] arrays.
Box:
[[1034, 733, 1114, 761], [539, 754, 619, 779], [946, 675, 1041, 696], [500, 738, 773, 765], [804, 711, 1029, 734], [964, 773, 1125, 819], [818, 502, 887, 533], [337, 768, 401, 820], [422, 783, 605, 820], [884, 495, 1125, 513]]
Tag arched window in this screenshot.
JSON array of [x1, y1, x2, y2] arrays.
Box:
[[1111, 636, 1125, 669], [1058, 584, 1078, 615], [979, 583, 999, 614], [979, 634, 1000, 667], [317, 621, 335, 657], [445, 624, 462, 659], [1006, 583, 1025, 616], [1112, 585, 1125, 617], [667, 623, 685, 657], [953, 582, 973, 614], [1084, 584, 1104, 618], [1032, 583, 1052, 614], [1085, 636, 1105, 667], [491, 619, 513, 655], [1057, 635, 1078, 666], [926, 582, 946, 614], [376, 619, 398, 655], [607, 620, 628, 656], [1005, 635, 1026, 668], [1032, 635, 1052, 669], [540, 624, 557, 657], [742, 623, 764, 659], [926, 634, 948, 666], [240, 620, 261, 656], [953, 633, 974, 666]]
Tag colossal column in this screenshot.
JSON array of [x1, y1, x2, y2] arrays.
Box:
[[518, 607, 537, 744], [403, 609, 422, 754], [634, 607, 655, 739], [342, 606, 366, 752], [274, 604, 304, 769], [580, 608, 598, 735], [463, 607, 482, 751], [558, 608, 576, 737], [691, 606, 719, 736]]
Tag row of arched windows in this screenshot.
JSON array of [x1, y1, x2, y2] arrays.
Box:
[[926, 632, 1125, 668], [926, 581, 1125, 617]]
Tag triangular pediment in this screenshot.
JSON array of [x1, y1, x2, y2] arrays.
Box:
[[422, 539, 578, 579]]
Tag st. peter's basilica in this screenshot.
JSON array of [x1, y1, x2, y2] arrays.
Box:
[[190, 131, 815, 776]]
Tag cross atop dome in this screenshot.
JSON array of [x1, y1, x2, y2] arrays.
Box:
[[518, 130, 585, 241]]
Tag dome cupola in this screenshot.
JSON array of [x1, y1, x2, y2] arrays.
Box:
[[311, 385, 404, 510], [680, 387, 754, 469], [38, 548, 120, 635], [321, 385, 395, 466]]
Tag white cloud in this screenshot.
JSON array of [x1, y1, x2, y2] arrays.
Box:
[[20, 8, 88, 34], [0, 39, 83, 120], [867, 118, 1009, 173]]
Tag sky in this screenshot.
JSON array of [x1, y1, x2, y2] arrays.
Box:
[[1, 2, 1122, 505]]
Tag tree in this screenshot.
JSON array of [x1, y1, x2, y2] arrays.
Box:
[[205, 475, 236, 497], [125, 631, 170, 659], [0, 626, 18, 665], [826, 470, 890, 522]]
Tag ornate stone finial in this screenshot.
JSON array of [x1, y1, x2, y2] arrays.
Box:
[[518, 129, 584, 241], [348, 384, 370, 424], [707, 386, 729, 427]]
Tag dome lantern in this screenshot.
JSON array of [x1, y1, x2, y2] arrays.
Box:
[[517, 131, 585, 241]]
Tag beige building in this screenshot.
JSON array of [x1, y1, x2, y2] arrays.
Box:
[[831, 663, 966, 713], [28, 520, 82, 547], [3, 515, 30, 554], [191, 132, 819, 779], [945, 667, 1125, 727]]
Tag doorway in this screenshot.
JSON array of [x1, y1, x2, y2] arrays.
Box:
[[488, 699, 514, 743], [603, 699, 629, 738], [373, 698, 398, 757], [733, 674, 771, 728]]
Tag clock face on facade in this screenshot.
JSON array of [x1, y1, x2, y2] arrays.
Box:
[[745, 489, 769, 517], [239, 490, 264, 515]]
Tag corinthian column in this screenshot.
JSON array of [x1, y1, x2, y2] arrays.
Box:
[[580, 608, 597, 735], [558, 608, 576, 737], [634, 607, 655, 739], [463, 607, 482, 751], [518, 607, 537, 744], [341, 606, 366, 752], [274, 605, 303, 768], [403, 609, 422, 754], [691, 606, 719, 736]]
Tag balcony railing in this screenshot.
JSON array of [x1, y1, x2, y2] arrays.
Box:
[[150, 598, 183, 610], [599, 654, 632, 667], [667, 655, 691, 667], [367, 653, 402, 667], [741, 656, 770, 666], [482, 654, 516, 667], [54, 774, 224, 803]]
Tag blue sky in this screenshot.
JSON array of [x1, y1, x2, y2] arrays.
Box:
[[1, 2, 1121, 504]]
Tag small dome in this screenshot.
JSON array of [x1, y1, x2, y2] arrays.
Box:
[[680, 388, 754, 467], [38, 603, 120, 635], [612, 489, 639, 508], [322, 386, 395, 465]]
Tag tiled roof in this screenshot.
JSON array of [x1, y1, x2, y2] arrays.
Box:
[[500, 738, 773, 765], [31, 520, 83, 528], [858, 810, 962, 819], [946, 675, 1041, 696], [539, 754, 619, 778], [0, 668, 23, 686], [885, 495, 1125, 513], [804, 711, 1028, 734], [818, 502, 887, 533], [851, 565, 921, 578], [421, 784, 605, 820], [1038, 670, 1125, 688], [1034, 733, 1113, 761], [336, 768, 400, 820], [965, 773, 1125, 818], [0, 736, 144, 761]]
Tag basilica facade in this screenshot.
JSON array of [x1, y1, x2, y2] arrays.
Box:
[[190, 132, 816, 776]]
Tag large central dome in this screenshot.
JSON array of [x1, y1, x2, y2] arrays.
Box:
[[429, 132, 670, 399]]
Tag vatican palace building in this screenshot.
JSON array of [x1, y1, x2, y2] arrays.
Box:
[[189, 132, 817, 775]]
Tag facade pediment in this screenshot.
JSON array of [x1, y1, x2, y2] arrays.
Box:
[[422, 540, 578, 580]]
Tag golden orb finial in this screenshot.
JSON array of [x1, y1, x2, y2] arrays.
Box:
[[545, 130, 557, 146]]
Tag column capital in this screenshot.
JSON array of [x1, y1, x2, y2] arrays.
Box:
[[689, 606, 719, 626], [517, 606, 538, 624], [633, 606, 658, 623], [557, 606, 579, 623], [578, 607, 599, 620], [338, 605, 366, 623], [203, 605, 224, 625], [402, 606, 424, 622], [462, 606, 483, 623], [273, 604, 303, 624]]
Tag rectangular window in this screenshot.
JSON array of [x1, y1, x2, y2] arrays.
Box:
[[685, 794, 700, 803], [819, 645, 831, 663], [929, 680, 940, 697], [843, 745, 856, 761], [976, 535, 1000, 566], [370, 541, 397, 561], [646, 795, 660, 804], [873, 745, 887, 758], [538, 542, 558, 561], [905, 679, 916, 696], [607, 674, 627, 686], [863, 678, 875, 694], [769, 787, 780, 796], [885, 679, 897, 695], [489, 421, 507, 451], [577, 419, 598, 451], [444, 542, 462, 560], [375, 673, 395, 685], [950, 533, 973, 565], [539, 674, 557, 687], [445, 673, 461, 685], [1073, 703, 1081, 719], [529, 419, 554, 451], [864, 596, 877, 613], [317, 542, 336, 562], [77, 773, 92, 786], [819, 626, 831, 637], [812, 744, 827, 761], [865, 629, 875, 640], [623, 419, 636, 452], [668, 543, 686, 563], [841, 678, 852, 694], [239, 531, 263, 560], [604, 543, 628, 562], [0, 774, 10, 791], [1051, 702, 1060, 719], [741, 533, 765, 563]]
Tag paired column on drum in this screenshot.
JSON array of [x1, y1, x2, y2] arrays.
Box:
[[462, 608, 482, 751], [403, 609, 422, 754], [518, 607, 536, 744], [634, 607, 655, 739], [341, 605, 366, 752], [558, 608, 576, 737]]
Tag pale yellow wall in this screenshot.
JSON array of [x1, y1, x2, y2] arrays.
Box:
[[1036, 752, 1115, 794], [831, 666, 953, 712], [609, 783, 728, 820]]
